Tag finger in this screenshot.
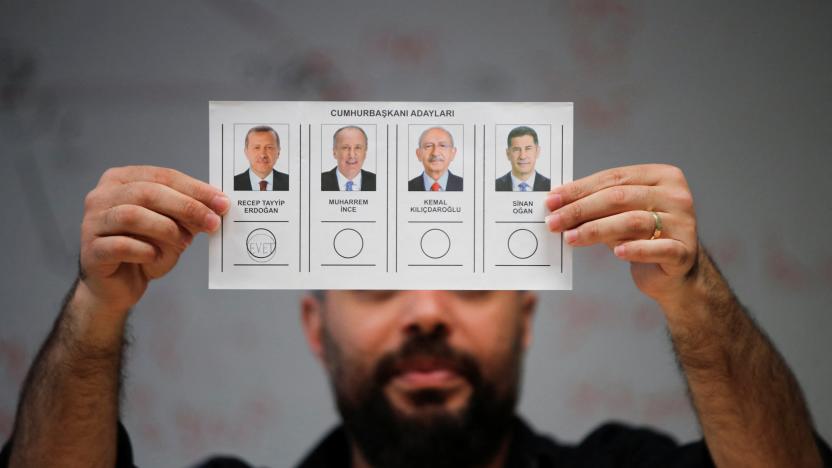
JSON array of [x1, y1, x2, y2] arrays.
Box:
[[101, 181, 221, 233], [83, 236, 158, 277], [545, 164, 683, 211], [99, 166, 230, 215], [545, 185, 667, 232], [563, 210, 675, 247], [613, 239, 692, 269], [95, 205, 193, 250]]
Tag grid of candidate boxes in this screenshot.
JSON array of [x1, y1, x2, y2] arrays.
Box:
[[209, 102, 572, 290]]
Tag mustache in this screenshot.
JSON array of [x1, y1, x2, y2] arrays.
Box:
[[427, 155, 446, 163], [372, 331, 482, 387]]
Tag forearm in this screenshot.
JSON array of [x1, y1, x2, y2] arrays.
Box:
[[9, 278, 129, 468], [659, 249, 821, 467]]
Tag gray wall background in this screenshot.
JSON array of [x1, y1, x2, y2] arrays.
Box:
[[1, 1, 830, 466]]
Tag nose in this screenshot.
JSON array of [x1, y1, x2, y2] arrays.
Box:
[[400, 291, 451, 338]]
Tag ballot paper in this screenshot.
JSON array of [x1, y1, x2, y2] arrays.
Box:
[[209, 101, 572, 290]]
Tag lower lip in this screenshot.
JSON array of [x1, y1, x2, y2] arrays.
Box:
[[393, 370, 460, 389]]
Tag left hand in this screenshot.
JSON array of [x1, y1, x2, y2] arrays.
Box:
[[545, 164, 699, 302]]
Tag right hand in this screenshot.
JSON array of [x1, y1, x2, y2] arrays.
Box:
[[79, 166, 229, 312]]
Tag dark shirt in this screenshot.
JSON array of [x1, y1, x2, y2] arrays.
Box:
[[2, 417, 831, 467]]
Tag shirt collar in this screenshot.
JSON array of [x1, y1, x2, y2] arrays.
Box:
[[335, 168, 362, 191], [423, 170, 450, 191], [249, 169, 274, 189], [510, 171, 536, 191]]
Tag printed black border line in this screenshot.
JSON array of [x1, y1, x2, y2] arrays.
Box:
[[386, 124, 389, 273], [561, 123, 564, 274], [482, 124, 486, 273], [299, 123, 302, 272], [407, 220, 463, 224], [320, 220, 376, 223], [308, 123, 311, 273], [234, 220, 289, 223], [220, 123, 224, 273], [473, 124, 476, 273], [395, 124, 398, 273]]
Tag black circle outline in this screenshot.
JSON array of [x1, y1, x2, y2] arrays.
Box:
[[246, 228, 277, 262], [507, 229, 538, 259], [420, 228, 451, 259], [333, 228, 364, 259]]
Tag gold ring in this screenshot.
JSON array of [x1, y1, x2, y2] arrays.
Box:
[[649, 211, 663, 240]]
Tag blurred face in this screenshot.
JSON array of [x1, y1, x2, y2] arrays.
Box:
[[333, 128, 368, 180], [506, 134, 540, 180], [245, 131, 280, 179], [302, 290, 536, 468], [416, 128, 457, 181]]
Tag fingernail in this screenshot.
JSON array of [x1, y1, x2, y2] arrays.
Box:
[[564, 229, 577, 244], [546, 193, 563, 210], [204, 212, 221, 232], [546, 213, 562, 231], [614, 245, 626, 257], [210, 194, 230, 214]]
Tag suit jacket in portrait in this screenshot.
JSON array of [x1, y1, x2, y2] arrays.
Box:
[[495, 171, 551, 192], [234, 169, 290, 191], [320, 167, 376, 191], [408, 171, 464, 191]]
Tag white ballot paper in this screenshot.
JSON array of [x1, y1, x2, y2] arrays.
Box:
[[209, 101, 573, 290]]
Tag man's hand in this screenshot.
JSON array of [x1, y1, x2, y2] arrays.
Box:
[[80, 166, 229, 312], [545, 164, 698, 303]]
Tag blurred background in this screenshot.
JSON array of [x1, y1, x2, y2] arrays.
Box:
[[1, 0, 830, 466]]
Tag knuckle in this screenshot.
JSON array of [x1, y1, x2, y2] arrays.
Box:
[[181, 199, 204, 221], [99, 167, 121, 184], [664, 165, 686, 182], [567, 183, 583, 199], [609, 187, 628, 206], [583, 222, 600, 241], [83, 189, 101, 211], [153, 167, 177, 186], [674, 190, 695, 211], [601, 169, 627, 187], [568, 203, 583, 223], [114, 205, 139, 227], [627, 212, 647, 234]]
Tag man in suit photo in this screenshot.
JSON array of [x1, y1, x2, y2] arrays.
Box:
[[408, 126, 463, 192], [234, 125, 289, 191], [495, 126, 551, 192], [321, 126, 376, 191]]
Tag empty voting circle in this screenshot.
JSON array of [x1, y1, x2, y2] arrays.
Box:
[[507, 229, 538, 259], [333, 228, 364, 259], [420, 229, 451, 259], [246, 228, 277, 262]]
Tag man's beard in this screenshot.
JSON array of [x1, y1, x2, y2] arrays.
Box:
[[324, 329, 521, 468]]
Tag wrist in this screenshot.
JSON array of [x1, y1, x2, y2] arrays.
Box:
[[656, 248, 735, 331], [62, 279, 131, 352]]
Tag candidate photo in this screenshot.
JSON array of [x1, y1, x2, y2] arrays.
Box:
[[496, 126, 551, 192], [233, 125, 289, 191], [408, 126, 463, 191], [321, 125, 376, 191]]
